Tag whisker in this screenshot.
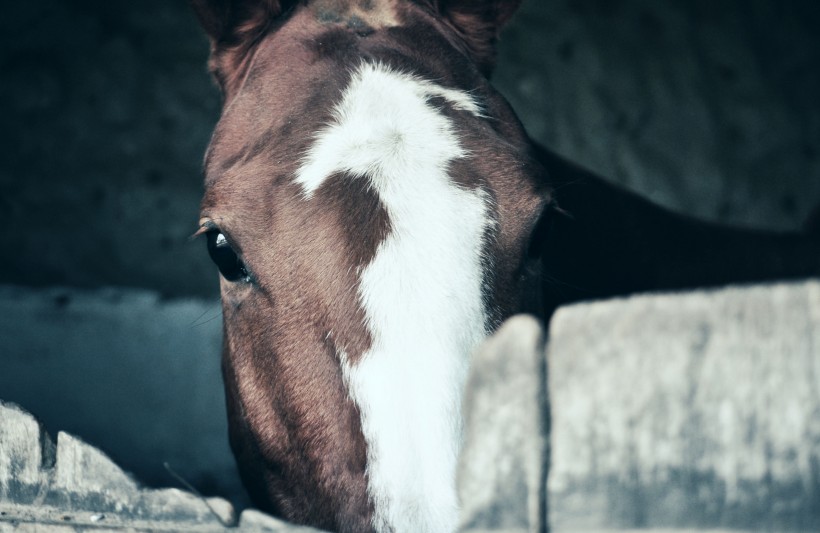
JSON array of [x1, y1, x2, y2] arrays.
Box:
[[541, 271, 588, 296], [192, 311, 223, 329], [190, 301, 223, 328], [189, 305, 215, 327], [163, 462, 234, 527]]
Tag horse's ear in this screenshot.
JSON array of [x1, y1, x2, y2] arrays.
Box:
[[434, 0, 523, 74], [190, 0, 287, 45], [190, 0, 290, 93]]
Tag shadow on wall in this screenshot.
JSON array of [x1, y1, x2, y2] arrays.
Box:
[[494, 0, 820, 229], [0, 0, 220, 298], [0, 285, 248, 507]]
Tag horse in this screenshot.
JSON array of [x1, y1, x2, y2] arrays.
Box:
[[188, 1, 820, 531]]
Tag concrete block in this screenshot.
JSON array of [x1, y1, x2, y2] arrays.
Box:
[[51, 432, 138, 497], [459, 315, 549, 532], [0, 403, 53, 506], [0, 401, 324, 532], [547, 280, 820, 532], [238, 509, 323, 532]]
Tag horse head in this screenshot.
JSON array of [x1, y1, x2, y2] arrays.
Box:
[[191, 0, 550, 531]]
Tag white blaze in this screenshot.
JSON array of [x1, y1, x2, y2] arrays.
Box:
[[295, 63, 490, 533]]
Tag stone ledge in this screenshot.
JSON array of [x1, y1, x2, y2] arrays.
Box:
[[0, 401, 320, 532], [0, 400, 528, 532], [459, 315, 548, 532]]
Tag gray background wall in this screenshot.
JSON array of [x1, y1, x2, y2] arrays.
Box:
[[2, 0, 819, 298], [1, 0, 819, 509], [495, 0, 820, 230]]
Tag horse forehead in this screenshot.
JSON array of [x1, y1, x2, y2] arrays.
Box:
[[205, 55, 480, 195], [294, 61, 482, 196], [204, 3, 471, 180]]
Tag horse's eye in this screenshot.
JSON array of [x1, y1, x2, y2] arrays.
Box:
[[206, 231, 251, 283]]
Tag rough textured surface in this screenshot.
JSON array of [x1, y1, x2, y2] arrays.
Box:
[[0, 401, 322, 532], [495, 0, 820, 230], [2, 0, 819, 298], [458, 316, 548, 532], [0, 289, 552, 532], [548, 280, 820, 532], [0, 0, 218, 297], [1, 365, 538, 533], [0, 285, 243, 505]]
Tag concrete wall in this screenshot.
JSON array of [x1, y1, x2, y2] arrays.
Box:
[[1, 0, 219, 297], [1, 0, 818, 297], [0, 285, 244, 505], [459, 280, 820, 532], [547, 281, 820, 531], [495, 0, 820, 229], [5, 280, 816, 531], [2, 0, 819, 513]]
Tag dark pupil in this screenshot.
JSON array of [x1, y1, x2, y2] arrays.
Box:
[[206, 232, 249, 283]]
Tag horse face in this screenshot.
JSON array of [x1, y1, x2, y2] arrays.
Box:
[[193, 1, 548, 531]]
